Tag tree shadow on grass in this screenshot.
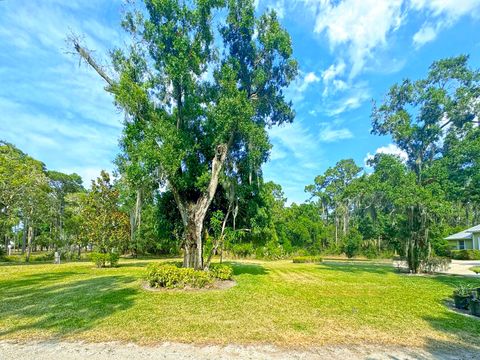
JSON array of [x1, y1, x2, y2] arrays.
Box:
[[117, 261, 151, 268], [227, 262, 269, 276], [421, 312, 480, 356], [0, 274, 137, 338], [318, 262, 394, 275]]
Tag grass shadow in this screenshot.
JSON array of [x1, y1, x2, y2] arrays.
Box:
[[228, 262, 269, 276], [0, 273, 137, 338], [319, 261, 394, 275]]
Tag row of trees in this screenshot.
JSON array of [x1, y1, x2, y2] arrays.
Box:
[[0, 143, 129, 261]]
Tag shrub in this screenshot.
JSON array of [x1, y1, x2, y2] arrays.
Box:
[[420, 256, 451, 273], [453, 284, 474, 297], [208, 263, 233, 280], [146, 264, 213, 289], [109, 252, 120, 267], [256, 241, 288, 260], [230, 243, 255, 258], [292, 256, 323, 263], [451, 250, 480, 260], [90, 252, 119, 268], [32, 252, 55, 262]]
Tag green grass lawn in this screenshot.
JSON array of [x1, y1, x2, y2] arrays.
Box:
[[1, 259, 479, 350]]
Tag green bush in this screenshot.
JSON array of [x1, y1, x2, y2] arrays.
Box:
[[230, 243, 255, 258], [292, 256, 323, 263], [451, 250, 480, 260], [146, 264, 213, 289], [32, 252, 55, 262], [420, 256, 451, 273], [90, 252, 119, 268], [208, 263, 233, 280]]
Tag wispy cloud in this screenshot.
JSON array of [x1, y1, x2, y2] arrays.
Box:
[[411, 0, 480, 47], [285, 70, 321, 104], [0, 0, 123, 186], [318, 123, 353, 142], [324, 82, 371, 116], [299, 0, 405, 78]]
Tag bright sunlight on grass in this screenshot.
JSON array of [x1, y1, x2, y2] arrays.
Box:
[[1, 259, 479, 349]]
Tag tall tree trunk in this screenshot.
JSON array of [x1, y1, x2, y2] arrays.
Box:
[[175, 143, 229, 270], [335, 216, 338, 246], [26, 226, 33, 262], [21, 219, 27, 254]]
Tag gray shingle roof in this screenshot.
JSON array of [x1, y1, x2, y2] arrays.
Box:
[[445, 230, 472, 240], [466, 224, 480, 233]]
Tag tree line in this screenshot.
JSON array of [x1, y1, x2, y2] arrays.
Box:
[[1, 0, 479, 273]]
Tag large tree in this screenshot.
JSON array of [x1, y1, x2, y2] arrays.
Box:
[[71, 0, 297, 269]]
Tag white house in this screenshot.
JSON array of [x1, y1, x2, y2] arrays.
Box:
[[445, 224, 480, 250]]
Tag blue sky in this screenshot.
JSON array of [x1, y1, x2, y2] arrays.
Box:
[[1, 0, 479, 204]]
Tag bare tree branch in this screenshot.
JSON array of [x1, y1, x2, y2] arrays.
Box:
[[66, 34, 115, 90]]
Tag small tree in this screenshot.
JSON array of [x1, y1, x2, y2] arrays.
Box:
[[80, 171, 130, 254]]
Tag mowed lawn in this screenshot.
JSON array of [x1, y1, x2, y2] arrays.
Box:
[[1, 259, 480, 350]]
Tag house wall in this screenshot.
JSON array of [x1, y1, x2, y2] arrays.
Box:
[[473, 233, 480, 250], [449, 239, 474, 250]]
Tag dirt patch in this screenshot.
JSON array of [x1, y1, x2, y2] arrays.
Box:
[[142, 279, 236, 292], [0, 340, 478, 360]]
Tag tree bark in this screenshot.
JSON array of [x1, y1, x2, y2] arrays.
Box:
[[26, 226, 33, 262], [180, 143, 229, 269], [21, 219, 27, 254]]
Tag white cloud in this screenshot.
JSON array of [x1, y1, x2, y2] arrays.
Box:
[[410, 0, 480, 47], [269, 121, 316, 161], [0, 1, 123, 186], [296, 0, 480, 75], [413, 23, 438, 47], [410, 0, 480, 19], [364, 143, 408, 168], [286, 70, 320, 104], [321, 60, 347, 96], [325, 82, 371, 116], [318, 124, 353, 142], [300, 0, 404, 78]]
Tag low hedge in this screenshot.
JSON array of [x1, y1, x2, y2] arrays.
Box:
[[90, 252, 120, 268], [146, 263, 234, 289], [292, 256, 323, 264], [451, 250, 480, 260], [208, 263, 233, 280]]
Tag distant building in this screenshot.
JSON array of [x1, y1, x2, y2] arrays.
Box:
[[445, 225, 480, 250]]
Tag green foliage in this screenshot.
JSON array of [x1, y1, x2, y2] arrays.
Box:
[[343, 229, 363, 258], [146, 264, 213, 289], [451, 250, 480, 260], [453, 283, 475, 297], [255, 240, 288, 260], [229, 243, 255, 258], [90, 252, 120, 268], [208, 263, 233, 280], [79, 171, 130, 254], [292, 256, 323, 263]]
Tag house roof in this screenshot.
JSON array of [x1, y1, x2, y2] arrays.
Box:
[[445, 230, 472, 241], [466, 224, 480, 233], [445, 224, 480, 240]]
